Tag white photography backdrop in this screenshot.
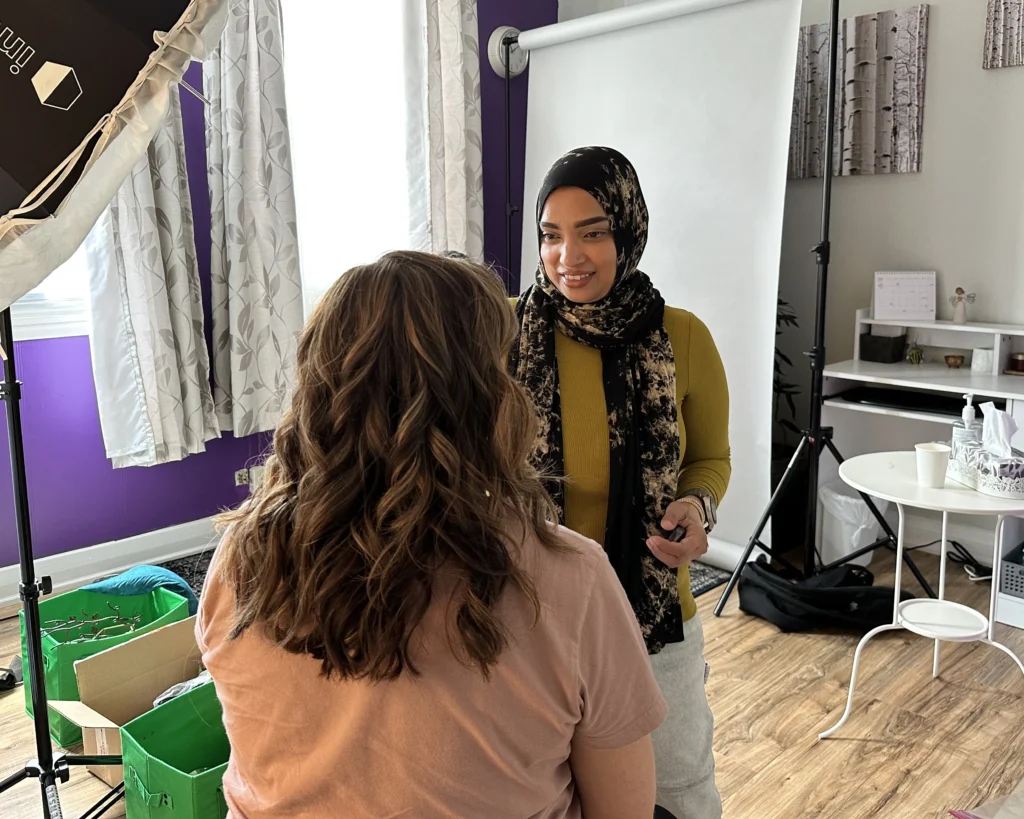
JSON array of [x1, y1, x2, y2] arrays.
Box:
[[518, 0, 801, 570]]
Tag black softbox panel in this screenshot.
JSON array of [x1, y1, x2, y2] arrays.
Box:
[[0, 0, 190, 218]]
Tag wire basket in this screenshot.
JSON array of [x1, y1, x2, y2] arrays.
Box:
[[1001, 542, 1024, 600]]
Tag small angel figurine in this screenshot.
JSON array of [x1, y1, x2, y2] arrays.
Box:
[[949, 287, 975, 325]]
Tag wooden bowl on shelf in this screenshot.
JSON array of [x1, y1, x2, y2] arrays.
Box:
[[944, 354, 965, 369]]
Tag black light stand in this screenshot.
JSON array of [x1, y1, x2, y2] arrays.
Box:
[[503, 33, 521, 288], [0, 310, 123, 818], [713, 0, 936, 617]]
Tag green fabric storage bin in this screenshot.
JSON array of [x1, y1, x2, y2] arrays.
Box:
[[20, 587, 189, 747], [121, 681, 230, 819]]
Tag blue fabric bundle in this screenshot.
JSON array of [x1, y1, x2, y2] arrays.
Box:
[[82, 565, 199, 616]]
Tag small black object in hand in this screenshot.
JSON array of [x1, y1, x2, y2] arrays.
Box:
[[668, 525, 687, 543]]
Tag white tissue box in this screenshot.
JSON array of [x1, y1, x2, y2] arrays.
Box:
[[948, 438, 1024, 499]]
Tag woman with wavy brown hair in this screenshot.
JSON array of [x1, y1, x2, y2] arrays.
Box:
[[196, 251, 668, 819]]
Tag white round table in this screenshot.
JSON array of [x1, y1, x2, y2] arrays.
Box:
[[819, 451, 1024, 740]]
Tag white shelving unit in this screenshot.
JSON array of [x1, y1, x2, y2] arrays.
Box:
[[820, 309, 1024, 630], [824, 360, 1024, 403]]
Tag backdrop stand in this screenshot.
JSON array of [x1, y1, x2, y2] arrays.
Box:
[[503, 32, 521, 287], [0, 309, 123, 819], [713, 0, 936, 617]]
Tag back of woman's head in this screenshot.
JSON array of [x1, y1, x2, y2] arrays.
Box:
[[216, 250, 560, 681]]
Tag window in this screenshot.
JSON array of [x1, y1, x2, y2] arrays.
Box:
[[282, 2, 412, 316], [11, 242, 91, 341]]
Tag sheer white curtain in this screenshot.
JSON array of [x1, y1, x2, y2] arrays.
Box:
[[282, 0, 483, 315], [404, 0, 485, 260], [86, 92, 220, 468]]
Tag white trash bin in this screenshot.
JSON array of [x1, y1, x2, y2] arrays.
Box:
[[818, 480, 889, 568]]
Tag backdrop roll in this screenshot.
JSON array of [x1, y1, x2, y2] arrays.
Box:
[[518, 0, 801, 570]]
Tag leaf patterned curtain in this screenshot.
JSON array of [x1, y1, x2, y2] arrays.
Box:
[[86, 91, 220, 468], [405, 0, 485, 259], [205, 0, 304, 437]]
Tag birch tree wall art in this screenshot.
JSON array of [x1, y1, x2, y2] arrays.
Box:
[[788, 5, 930, 179], [984, 0, 1024, 69]]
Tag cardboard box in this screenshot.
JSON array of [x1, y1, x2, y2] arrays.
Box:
[[49, 615, 203, 788]]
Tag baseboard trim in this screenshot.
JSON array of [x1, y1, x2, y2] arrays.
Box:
[[0, 518, 218, 618]]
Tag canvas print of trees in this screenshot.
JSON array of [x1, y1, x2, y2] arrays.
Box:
[[788, 5, 930, 179], [984, 0, 1024, 69]]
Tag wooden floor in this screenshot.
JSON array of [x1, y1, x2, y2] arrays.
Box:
[[0, 552, 1021, 818]]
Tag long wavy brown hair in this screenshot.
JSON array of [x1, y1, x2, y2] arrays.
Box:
[[215, 250, 563, 681]]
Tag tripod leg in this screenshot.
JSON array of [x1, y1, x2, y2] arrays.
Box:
[[78, 782, 125, 819], [899, 547, 937, 598], [822, 438, 936, 598], [0, 767, 30, 793], [714, 436, 809, 617]]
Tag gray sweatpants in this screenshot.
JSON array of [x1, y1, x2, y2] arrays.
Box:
[[649, 615, 722, 819]]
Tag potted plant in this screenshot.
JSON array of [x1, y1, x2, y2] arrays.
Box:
[[770, 297, 809, 551]]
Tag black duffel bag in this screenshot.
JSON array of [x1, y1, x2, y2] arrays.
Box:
[[737, 557, 913, 632]]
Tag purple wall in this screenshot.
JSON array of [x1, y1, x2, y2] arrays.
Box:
[[0, 3, 558, 568], [477, 0, 558, 291], [0, 65, 266, 567]]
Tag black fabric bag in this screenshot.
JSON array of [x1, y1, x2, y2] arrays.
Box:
[[737, 558, 912, 633]]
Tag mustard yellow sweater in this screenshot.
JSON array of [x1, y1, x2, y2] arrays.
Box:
[[553, 306, 732, 622]]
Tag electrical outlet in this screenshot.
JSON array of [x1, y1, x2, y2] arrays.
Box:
[[249, 465, 266, 491], [234, 469, 249, 487]]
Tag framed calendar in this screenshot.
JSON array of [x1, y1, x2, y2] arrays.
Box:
[[871, 271, 937, 321]]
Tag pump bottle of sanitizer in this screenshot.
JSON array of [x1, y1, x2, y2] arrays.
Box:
[[951, 393, 982, 445]]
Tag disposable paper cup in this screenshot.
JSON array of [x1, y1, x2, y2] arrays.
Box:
[[915, 442, 951, 488]]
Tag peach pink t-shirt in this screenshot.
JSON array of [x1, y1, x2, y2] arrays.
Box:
[[196, 525, 667, 819]]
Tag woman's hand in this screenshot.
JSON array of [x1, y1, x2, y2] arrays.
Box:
[[646, 500, 708, 568]]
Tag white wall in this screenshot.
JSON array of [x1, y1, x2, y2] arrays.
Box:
[[780, 0, 1024, 424]]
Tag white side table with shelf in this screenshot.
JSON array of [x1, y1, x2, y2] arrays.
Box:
[[818, 452, 1024, 740], [820, 310, 1024, 630]]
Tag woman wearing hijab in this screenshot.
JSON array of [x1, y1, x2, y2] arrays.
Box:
[[510, 147, 731, 819]]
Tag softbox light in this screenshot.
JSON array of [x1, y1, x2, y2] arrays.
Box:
[[0, 0, 229, 311]]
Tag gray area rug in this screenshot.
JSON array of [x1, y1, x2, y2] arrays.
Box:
[[159, 550, 214, 598], [689, 560, 730, 598]]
